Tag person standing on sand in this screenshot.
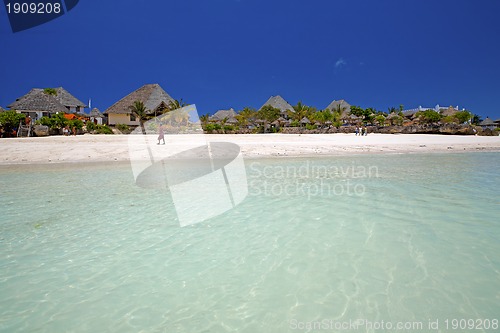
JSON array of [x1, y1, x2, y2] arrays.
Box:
[[355, 127, 359, 136], [157, 124, 165, 145]]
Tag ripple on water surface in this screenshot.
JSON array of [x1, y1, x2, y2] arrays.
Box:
[[0, 154, 499, 332]]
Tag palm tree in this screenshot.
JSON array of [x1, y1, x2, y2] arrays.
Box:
[[169, 98, 187, 111], [129, 100, 149, 135], [236, 107, 256, 128], [200, 114, 210, 126]]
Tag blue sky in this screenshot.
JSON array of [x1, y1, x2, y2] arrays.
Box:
[[1, 0, 499, 119]]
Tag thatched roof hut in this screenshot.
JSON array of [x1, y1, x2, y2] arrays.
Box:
[[325, 99, 351, 118], [89, 107, 103, 118], [52, 87, 87, 109], [386, 112, 399, 120], [260, 95, 294, 118], [226, 117, 238, 124], [300, 117, 311, 125], [8, 89, 69, 114], [210, 108, 238, 122], [104, 84, 174, 116], [479, 117, 495, 127]]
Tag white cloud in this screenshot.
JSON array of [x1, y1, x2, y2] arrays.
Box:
[[335, 58, 346, 68]]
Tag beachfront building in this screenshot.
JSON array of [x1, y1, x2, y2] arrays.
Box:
[[7, 87, 87, 120], [209, 108, 238, 124], [479, 117, 496, 130], [402, 104, 464, 119], [89, 108, 105, 125], [260, 95, 295, 120], [104, 84, 175, 126], [51, 87, 87, 113], [324, 99, 352, 123]]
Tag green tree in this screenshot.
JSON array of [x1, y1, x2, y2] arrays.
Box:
[[416, 110, 442, 124], [350, 106, 374, 123], [375, 114, 386, 126], [0, 111, 26, 136], [471, 114, 482, 125], [48, 113, 69, 130], [168, 99, 188, 111], [258, 105, 280, 133], [199, 114, 210, 126], [70, 119, 84, 130], [236, 107, 257, 127], [455, 110, 472, 124], [291, 102, 316, 122], [129, 100, 149, 135]]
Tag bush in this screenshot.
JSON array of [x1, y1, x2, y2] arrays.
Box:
[[86, 122, 113, 134], [204, 123, 216, 133], [70, 119, 84, 130], [441, 115, 456, 124], [223, 125, 234, 132], [41, 113, 68, 130], [86, 121, 96, 132], [416, 110, 442, 124], [305, 124, 316, 130], [37, 116, 52, 127], [95, 124, 113, 134], [290, 120, 300, 127], [116, 123, 131, 133], [0, 110, 26, 136]]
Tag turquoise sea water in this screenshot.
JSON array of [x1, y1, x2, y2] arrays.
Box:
[[1, 153, 499, 332]]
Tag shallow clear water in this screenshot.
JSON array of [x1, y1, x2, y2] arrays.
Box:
[[1, 153, 499, 332]]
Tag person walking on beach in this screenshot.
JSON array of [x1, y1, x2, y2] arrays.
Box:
[[355, 127, 359, 136], [363, 126, 368, 136], [157, 124, 165, 145]]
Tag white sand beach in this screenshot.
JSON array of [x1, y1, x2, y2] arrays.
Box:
[[0, 134, 499, 165]]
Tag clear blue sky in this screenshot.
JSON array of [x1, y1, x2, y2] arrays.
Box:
[[1, 0, 499, 119]]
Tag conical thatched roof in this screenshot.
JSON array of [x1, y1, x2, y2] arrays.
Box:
[[325, 99, 351, 117], [300, 117, 311, 124], [260, 95, 294, 115], [226, 117, 238, 124], [210, 108, 238, 121], [479, 117, 495, 126], [104, 84, 174, 115], [386, 112, 399, 119], [8, 89, 68, 113], [90, 108, 103, 117]]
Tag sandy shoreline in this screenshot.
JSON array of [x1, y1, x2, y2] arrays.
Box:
[[0, 133, 499, 165]]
